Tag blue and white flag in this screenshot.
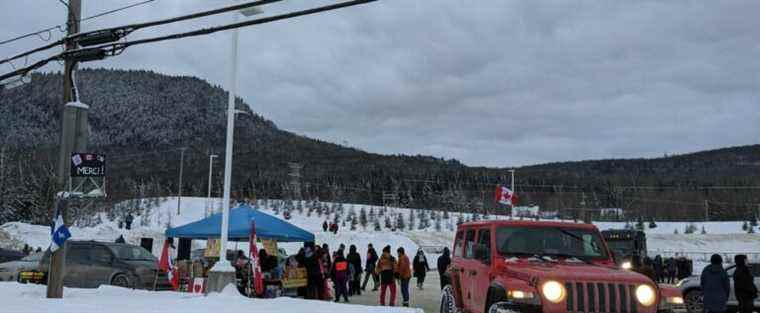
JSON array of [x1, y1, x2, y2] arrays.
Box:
[[50, 205, 71, 252]]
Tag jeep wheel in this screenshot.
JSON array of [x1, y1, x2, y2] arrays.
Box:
[[488, 302, 520, 313], [440, 285, 458, 313], [684, 290, 703, 313], [111, 274, 130, 288]]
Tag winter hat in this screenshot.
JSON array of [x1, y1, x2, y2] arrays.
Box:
[[397, 247, 405, 254], [710, 254, 722, 265], [383, 245, 391, 253]]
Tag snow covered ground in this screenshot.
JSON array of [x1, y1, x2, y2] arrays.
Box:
[[0, 282, 422, 313], [1, 196, 757, 268]]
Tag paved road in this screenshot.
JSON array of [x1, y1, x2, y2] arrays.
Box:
[[348, 273, 442, 313]]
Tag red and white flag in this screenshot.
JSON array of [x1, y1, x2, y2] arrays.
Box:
[[249, 221, 264, 296], [159, 239, 179, 290], [495, 184, 518, 206]]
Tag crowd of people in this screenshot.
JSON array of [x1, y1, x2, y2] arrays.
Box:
[[634, 254, 693, 283], [272, 241, 451, 307]]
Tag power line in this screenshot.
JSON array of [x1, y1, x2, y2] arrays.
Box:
[[0, 0, 157, 47], [0, 0, 283, 69], [0, 0, 376, 82]]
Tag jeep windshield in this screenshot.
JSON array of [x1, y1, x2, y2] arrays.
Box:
[[110, 245, 157, 261], [496, 226, 609, 260]]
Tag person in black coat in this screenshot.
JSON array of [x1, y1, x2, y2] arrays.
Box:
[[347, 245, 363, 296], [653, 255, 664, 283], [733, 255, 758, 313], [701, 254, 730, 313], [437, 247, 451, 290], [413, 248, 430, 290], [362, 244, 379, 291]]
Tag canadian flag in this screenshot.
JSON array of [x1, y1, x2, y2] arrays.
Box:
[[159, 240, 179, 290], [495, 185, 518, 206], [249, 221, 264, 296]]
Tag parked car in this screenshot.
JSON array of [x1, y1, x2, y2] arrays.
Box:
[[440, 220, 686, 313], [678, 263, 760, 313], [38, 240, 172, 290], [0, 251, 44, 282], [0, 248, 25, 263]]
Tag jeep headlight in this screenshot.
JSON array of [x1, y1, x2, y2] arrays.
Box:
[[542, 281, 566, 303], [635, 284, 656, 306], [621, 261, 633, 270]]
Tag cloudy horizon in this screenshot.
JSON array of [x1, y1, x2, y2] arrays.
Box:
[[1, 0, 759, 167]]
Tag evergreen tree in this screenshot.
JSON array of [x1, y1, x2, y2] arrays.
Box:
[[408, 209, 416, 230], [701, 226, 707, 234], [684, 223, 697, 234], [435, 213, 442, 232], [359, 207, 368, 229], [351, 216, 358, 230], [751, 215, 758, 227], [673, 228, 679, 234], [456, 213, 465, 225], [749, 225, 756, 234], [636, 216, 645, 230], [443, 210, 450, 220], [373, 218, 382, 231], [648, 217, 657, 229], [396, 213, 406, 231], [742, 221, 749, 231], [384, 215, 392, 230]]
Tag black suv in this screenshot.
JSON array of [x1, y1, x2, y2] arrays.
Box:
[[38, 240, 172, 290]]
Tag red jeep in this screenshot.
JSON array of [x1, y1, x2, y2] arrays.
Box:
[[440, 220, 685, 313]]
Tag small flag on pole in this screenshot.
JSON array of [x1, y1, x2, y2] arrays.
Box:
[[159, 240, 179, 290], [49, 204, 71, 252], [249, 221, 264, 296]]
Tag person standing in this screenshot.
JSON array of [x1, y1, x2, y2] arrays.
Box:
[[362, 244, 379, 291], [376, 245, 397, 306], [347, 245, 363, 296], [653, 255, 664, 283], [701, 254, 730, 313], [396, 247, 412, 307], [437, 247, 452, 289], [412, 248, 430, 290], [332, 251, 350, 303], [323, 221, 329, 232], [666, 257, 677, 284], [304, 246, 324, 300], [733, 255, 758, 313], [125, 213, 134, 230]]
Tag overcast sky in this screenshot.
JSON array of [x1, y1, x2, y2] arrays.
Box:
[[1, 0, 759, 167]]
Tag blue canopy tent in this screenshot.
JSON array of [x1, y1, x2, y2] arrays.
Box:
[[165, 204, 314, 242]]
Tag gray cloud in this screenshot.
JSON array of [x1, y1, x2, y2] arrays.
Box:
[[1, 0, 759, 167]]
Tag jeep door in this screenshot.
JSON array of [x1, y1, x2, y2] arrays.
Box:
[[88, 245, 117, 287], [450, 229, 468, 309], [63, 244, 91, 288], [460, 228, 480, 312], [469, 226, 493, 313]]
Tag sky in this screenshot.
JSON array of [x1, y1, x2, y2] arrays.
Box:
[[1, 0, 759, 167]]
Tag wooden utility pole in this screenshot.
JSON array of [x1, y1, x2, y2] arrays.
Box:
[[177, 147, 187, 215], [704, 200, 710, 222], [48, 0, 83, 299]]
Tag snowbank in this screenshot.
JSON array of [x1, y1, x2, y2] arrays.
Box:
[[0, 282, 422, 313]]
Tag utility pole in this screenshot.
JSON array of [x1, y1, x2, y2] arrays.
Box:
[[704, 200, 710, 222], [177, 147, 187, 215], [49, 0, 83, 299]]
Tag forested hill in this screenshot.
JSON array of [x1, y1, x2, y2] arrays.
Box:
[[0, 69, 758, 225]]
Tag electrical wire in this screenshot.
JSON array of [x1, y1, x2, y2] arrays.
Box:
[[0, 0, 157, 47], [0, 0, 375, 82]]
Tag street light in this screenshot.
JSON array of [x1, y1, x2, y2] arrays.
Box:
[[211, 3, 263, 273], [206, 154, 218, 217]]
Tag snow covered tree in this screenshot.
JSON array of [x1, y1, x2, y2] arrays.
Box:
[[456, 213, 465, 225], [684, 223, 697, 234], [384, 215, 393, 230], [350, 216, 358, 230], [443, 210, 450, 220], [373, 218, 382, 231], [435, 213, 442, 232], [648, 217, 657, 229], [751, 215, 758, 227], [749, 225, 756, 234], [742, 221, 749, 231], [359, 207, 368, 229], [673, 228, 679, 234], [701, 226, 707, 234], [396, 213, 406, 231], [408, 209, 416, 230], [635, 217, 645, 230]]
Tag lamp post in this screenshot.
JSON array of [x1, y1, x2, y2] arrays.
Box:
[[206, 154, 218, 217], [211, 2, 263, 274]]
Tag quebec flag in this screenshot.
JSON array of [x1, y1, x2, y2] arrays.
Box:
[[50, 206, 71, 252]]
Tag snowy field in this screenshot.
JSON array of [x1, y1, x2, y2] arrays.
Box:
[[1, 196, 758, 269], [0, 282, 421, 313]]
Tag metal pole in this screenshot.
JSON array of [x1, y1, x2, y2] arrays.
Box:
[[704, 200, 709, 222], [206, 154, 217, 217], [216, 12, 240, 270], [49, 0, 82, 299], [177, 147, 186, 215], [510, 169, 515, 194]]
